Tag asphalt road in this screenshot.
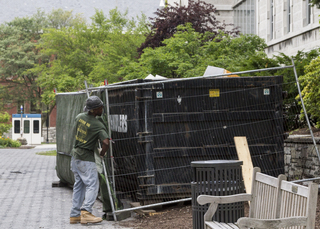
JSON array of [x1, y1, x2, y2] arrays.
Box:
[[0, 145, 132, 229]]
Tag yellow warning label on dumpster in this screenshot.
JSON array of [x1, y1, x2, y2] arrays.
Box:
[[209, 89, 220, 97]]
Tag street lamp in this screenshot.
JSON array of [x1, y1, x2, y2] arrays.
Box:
[[46, 106, 49, 143], [20, 105, 23, 138]]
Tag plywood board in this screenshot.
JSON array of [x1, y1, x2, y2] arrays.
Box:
[[234, 136, 253, 194]]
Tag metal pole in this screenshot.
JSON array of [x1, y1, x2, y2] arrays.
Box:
[[114, 198, 191, 214], [84, 80, 90, 98], [291, 58, 320, 162], [291, 177, 320, 183], [20, 105, 23, 138], [83, 65, 295, 92], [104, 83, 115, 194], [101, 157, 117, 221], [46, 106, 49, 143]]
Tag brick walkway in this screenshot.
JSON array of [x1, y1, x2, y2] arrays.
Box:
[[0, 146, 131, 229]]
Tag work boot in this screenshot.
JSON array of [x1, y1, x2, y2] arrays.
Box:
[[81, 210, 103, 224], [70, 216, 81, 224]]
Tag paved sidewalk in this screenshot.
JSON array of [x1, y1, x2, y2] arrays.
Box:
[[0, 146, 132, 229]]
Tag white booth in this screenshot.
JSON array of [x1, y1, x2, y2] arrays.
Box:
[[12, 114, 42, 145]]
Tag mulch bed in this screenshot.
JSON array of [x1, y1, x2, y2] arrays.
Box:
[[119, 196, 320, 229]]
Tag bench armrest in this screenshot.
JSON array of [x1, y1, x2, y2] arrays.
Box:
[[197, 193, 252, 205], [197, 194, 252, 221], [237, 216, 307, 229]]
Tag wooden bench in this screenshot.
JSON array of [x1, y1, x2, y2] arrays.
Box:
[[197, 167, 318, 229]]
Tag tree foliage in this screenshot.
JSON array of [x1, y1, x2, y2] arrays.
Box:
[[120, 23, 272, 80], [0, 14, 44, 113], [310, 0, 320, 8], [0, 9, 85, 115], [299, 53, 320, 127], [0, 112, 11, 136], [272, 50, 320, 130], [31, 8, 148, 106], [137, 0, 239, 56]]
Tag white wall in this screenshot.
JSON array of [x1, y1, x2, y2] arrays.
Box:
[[204, 0, 235, 25], [257, 0, 320, 57]]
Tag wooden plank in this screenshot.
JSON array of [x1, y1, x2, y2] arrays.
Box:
[[234, 136, 253, 194]]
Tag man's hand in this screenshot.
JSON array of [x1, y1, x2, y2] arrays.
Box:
[[98, 147, 103, 156], [100, 138, 110, 157]]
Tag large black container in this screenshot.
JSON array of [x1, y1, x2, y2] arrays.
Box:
[[108, 76, 284, 201], [191, 160, 244, 229]]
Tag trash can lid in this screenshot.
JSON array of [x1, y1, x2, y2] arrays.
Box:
[[191, 160, 243, 168]]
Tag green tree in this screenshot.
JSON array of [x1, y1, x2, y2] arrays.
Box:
[[0, 15, 45, 113], [138, 0, 239, 56], [120, 23, 273, 80], [0, 112, 11, 136], [273, 50, 320, 130], [32, 8, 149, 105], [0, 9, 85, 118], [299, 55, 320, 127], [89, 9, 149, 82]]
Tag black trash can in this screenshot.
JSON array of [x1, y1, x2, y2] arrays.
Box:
[[191, 160, 244, 229]]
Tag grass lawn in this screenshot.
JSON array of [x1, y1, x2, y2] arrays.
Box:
[[36, 150, 57, 156]]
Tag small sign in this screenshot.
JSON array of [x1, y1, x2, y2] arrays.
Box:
[[292, 185, 298, 193], [209, 89, 220, 97], [156, 91, 163, 98], [264, 88, 270, 95]]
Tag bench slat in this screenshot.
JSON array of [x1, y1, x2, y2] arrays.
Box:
[[198, 167, 318, 229], [255, 172, 279, 187], [205, 221, 238, 229], [281, 180, 309, 197]]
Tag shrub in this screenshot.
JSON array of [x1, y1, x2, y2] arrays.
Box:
[[0, 112, 11, 136], [0, 137, 21, 148]]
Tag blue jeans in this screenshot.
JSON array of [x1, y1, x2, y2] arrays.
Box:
[[70, 157, 99, 217]]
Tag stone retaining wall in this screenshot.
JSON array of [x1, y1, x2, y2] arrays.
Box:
[[284, 136, 320, 181], [42, 127, 56, 143]]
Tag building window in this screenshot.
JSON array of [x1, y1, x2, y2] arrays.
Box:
[[304, 0, 313, 26], [33, 120, 40, 134], [30, 101, 38, 114], [24, 120, 30, 134], [233, 0, 256, 35], [287, 0, 292, 33], [307, 0, 312, 25], [14, 120, 20, 134], [270, 0, 274, 40]]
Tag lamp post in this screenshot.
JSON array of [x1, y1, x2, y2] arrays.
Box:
[[46, 106, 49, 143], [20, 105, 23, 138]]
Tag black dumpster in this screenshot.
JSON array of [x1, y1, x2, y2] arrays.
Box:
[[107, 76, 283, 201], [191, 160, 244, 229], [55, 75, 284, 203]]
